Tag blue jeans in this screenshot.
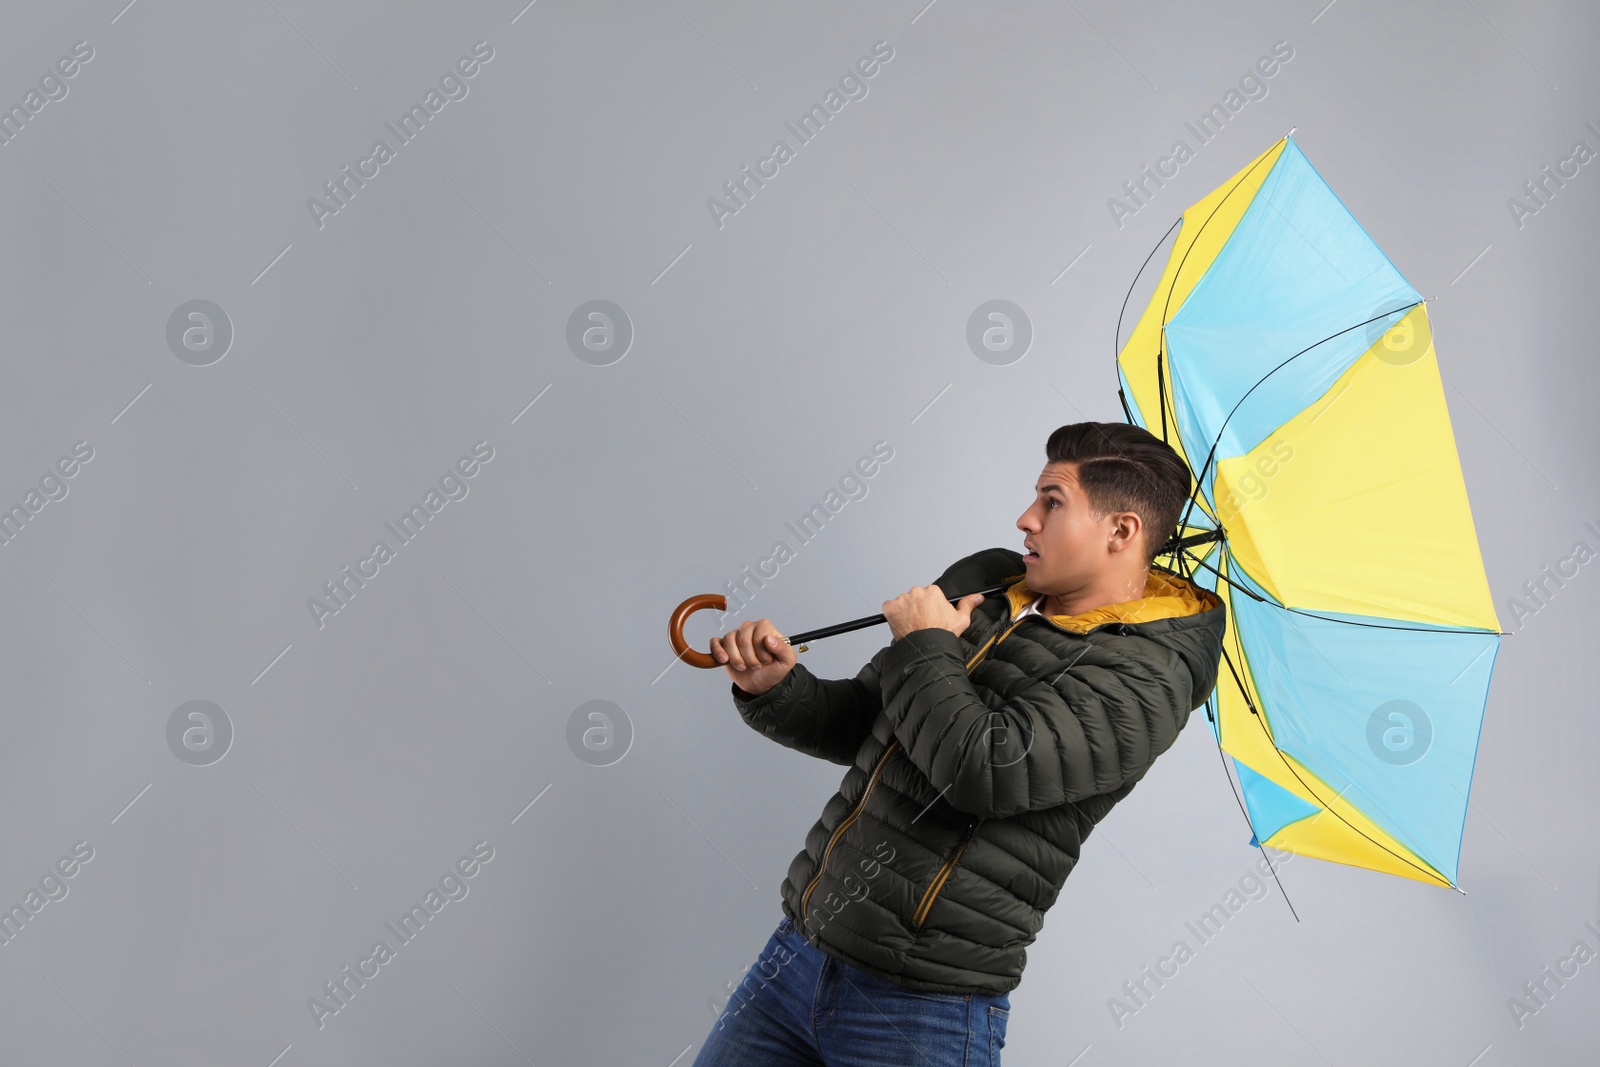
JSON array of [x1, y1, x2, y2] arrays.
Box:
[[692, 915, 1011, 1066]]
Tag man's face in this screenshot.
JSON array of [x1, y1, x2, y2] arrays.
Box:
[[1016, 462, 1135, 593]]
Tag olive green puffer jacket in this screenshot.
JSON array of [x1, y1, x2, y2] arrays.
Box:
[[732, 546, 1227, 995]]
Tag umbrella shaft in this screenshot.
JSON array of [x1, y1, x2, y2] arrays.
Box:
[[786, 581, 1017, 647], [1160, 528, 1224, 554]]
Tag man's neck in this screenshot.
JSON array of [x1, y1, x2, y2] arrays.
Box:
[[1039, 569, 1150, 619]]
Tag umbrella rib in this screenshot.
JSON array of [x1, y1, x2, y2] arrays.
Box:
[[1218, 594, 1455, 888], [1114, 215, 1182, 360], [1185, 545, 1497, 637], [1154, 141, 1288, 447], [1272, 604, 1499, 636], [1204, 691, 1303, 922]]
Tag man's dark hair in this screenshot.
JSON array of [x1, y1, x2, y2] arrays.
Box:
[[1044, 422, 1192, 566]]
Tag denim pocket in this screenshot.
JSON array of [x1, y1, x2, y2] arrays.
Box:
[[988, 1003, 1009, 1055]]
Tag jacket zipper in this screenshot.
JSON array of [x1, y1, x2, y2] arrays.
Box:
[[911, 818, 981, 928], [797, 588, 1027, 932], [966, 617, 1026, 673], [905, 596, 1021, 929], [800, 737, 902, 924]]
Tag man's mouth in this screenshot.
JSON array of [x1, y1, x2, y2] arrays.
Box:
[[1023, 543, 1040, 562]]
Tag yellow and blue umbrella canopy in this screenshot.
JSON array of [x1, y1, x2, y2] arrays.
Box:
[[1116, 135, 1501, 890]]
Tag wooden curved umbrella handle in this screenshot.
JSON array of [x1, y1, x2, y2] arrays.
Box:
[[669, 593, 727, 669]]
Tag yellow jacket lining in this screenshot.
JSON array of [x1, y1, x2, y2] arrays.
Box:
[[1000, 569, 1221, 634]]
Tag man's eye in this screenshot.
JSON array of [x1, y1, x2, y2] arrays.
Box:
[[1045, 498, 1059, 509]]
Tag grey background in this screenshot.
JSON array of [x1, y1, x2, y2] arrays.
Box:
[[0, 1, 1594, 1064]]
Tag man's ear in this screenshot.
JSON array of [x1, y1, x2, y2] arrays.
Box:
[[1107, 512, 1143, 554]]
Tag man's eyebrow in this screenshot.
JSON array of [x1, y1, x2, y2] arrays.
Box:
[[1036, 483, 1065, 493]]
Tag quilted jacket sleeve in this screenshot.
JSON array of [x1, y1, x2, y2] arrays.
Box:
[[875, 625, 1196, 817], [732, 654, 884, 767], [728, 547, 1026, 769]]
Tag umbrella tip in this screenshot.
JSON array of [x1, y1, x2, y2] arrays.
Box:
[[1287, 125, 1297, 137]]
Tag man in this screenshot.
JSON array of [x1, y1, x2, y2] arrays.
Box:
[[692, 422, 1227, 1066]]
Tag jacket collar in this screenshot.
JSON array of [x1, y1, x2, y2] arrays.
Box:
[[1000, 568, 1222, 634]]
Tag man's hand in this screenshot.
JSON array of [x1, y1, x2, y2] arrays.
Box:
[[882, 584, 986, 642], [710, 618, 798, 698]]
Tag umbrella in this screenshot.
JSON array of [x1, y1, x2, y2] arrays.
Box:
[[1116, 132, 1503, 890]]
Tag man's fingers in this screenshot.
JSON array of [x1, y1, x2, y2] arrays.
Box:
[[751, 621, 785, 666], [723, 628, 749, 670], [751, 624, 776, 666], [716, 620, 796, 676], [754, 622, 793, 665], [734, 624, 763, 670]]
